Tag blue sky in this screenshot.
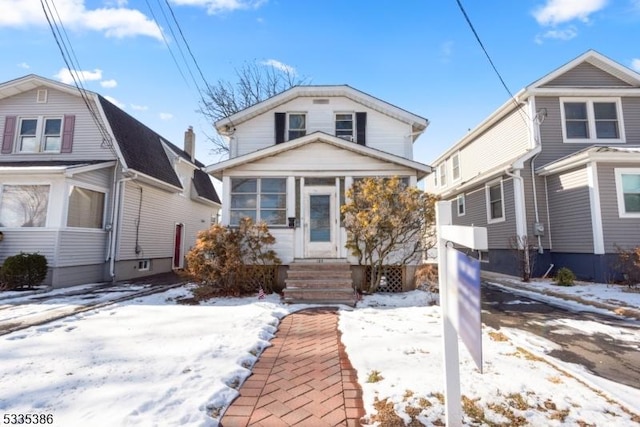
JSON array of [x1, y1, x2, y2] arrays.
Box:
[[1, 0, 639, 166]]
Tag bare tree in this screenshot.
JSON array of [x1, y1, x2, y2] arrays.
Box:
[[200, 61, 310, 155]]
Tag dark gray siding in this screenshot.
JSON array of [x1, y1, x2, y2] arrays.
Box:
[[449, 176, 517, 249], [623, 97, 640, 144], [522, 159, 551, 250], [541, 62, 632, 87], [546, 166, 593, 253], [597, 162, 640, 251]]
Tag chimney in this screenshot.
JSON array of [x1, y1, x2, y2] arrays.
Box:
[[184, 126, 195, 163]]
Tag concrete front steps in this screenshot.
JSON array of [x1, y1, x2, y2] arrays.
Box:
[[282, 259, 357, 306]]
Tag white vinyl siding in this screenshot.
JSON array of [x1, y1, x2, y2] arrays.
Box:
[[231, 96, 415, 159], [0, 88, 116, 161], [560, 98, 624, 143]]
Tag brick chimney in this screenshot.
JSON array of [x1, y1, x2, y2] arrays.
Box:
[[184, 126, 195, 163]]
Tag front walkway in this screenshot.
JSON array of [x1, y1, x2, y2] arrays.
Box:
[[221, 308, 365, 426]]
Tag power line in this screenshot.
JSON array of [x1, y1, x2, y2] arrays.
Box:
[[39, 0, 115, 151], [454, 0, 531, 124]]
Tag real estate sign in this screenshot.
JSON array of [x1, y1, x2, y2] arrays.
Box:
[[447, 246, 482, 372]]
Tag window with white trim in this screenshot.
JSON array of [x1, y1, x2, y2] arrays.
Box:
[[452, 152, 460, 181], [0, 184, 50, 228], [485, 180, 505, 223], [288, 113, 306, 140], [561, 98, 624, 142], [18, 117, 63, 153], [230, 178, 287, 226], [335, 113, 354, 141], [457, 193, 465, 216], [439, 164, 447, 187], [67, 186, 106, 228], [614, 168, 640, 218]]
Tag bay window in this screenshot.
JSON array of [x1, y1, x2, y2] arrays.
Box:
[[0, 185, 50, 228], [67, 186, 106, 228]]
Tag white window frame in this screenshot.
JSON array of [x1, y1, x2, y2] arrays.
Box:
[[65, 183, 107, 229], [438, 163, 447, 187], [485, 179, 505, 224], [456, 193, 466, 216], [17, 116, 64, 153], [451, 152, 461, 181], [229, 178, 287, 226], [559, 97, 625, 143], [287, 112, 306, 141], [0, 184, 51, 228], [614, 168, 640, 218], [335, 112, 354, 141]]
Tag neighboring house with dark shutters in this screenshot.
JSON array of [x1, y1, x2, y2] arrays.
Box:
[[0, 74, 220, 287], [425, 50, 640, 283], [206, 85, 431, 304]]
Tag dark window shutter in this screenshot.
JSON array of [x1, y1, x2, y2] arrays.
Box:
[[2, 116, 16, 154], [61, 114, 75, 153], [275, 112, 286, 144], [356, 112, 366, 146]]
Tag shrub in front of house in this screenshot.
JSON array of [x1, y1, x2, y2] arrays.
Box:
[[0, 252, 48, 291], [555, 267, 576, 287], [186, 218, 281, 299]]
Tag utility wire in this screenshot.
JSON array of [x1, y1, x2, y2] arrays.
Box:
[[40, 0, 115, 151], [454, 0, 531, 124]]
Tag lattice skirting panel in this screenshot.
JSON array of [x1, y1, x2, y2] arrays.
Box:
[[364, 266, 404, 293]]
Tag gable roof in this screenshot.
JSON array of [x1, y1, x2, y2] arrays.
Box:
[[0, 74, 220, 204], [430, 50, 640, 165], [206, 131, 432, 180], [215, 85, 429, 140]]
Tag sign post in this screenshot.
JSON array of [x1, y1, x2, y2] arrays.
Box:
[[436, 201, 487, 427]]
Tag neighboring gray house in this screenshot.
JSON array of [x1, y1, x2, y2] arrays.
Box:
[[0, 74, 221, 287], [206, 85, 431, 303], [426, 50, 640, 282]]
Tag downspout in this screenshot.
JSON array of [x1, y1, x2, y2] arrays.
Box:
[[530, 152, 543, 254], [108, 172, 136, 281], [505, 168, 530, 279]]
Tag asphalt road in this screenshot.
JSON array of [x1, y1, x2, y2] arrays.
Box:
[[481, 283, 640, 390]]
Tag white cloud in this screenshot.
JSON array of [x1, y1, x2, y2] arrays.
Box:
[[104, 95, 126, 109], [170, 0, 267, 15], [54, 68, 103, 85], [261, 59, 296, 75], [533, 0, 608, 26], [534, 26, 578, 44], [632, 59, 640, 73], [0, 0, 163, 41], [17, 62, 30, 69], [159, 113, 174, 120], [100, 79, 118, 88], [131, 104, 149, 111], [440, 41, 454, 62]]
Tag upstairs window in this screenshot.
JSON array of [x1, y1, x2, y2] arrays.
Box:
[[561, 98, 623, 142], [288, 113, 306, 140], [230, 178, 287, 226], [335, 113, 354, 141], [0, 185, 50, 228], [439, 164, 447, 187], [486, 180, 504, 223], [452, 152, 460, 181], [18, 117, 62, 153]]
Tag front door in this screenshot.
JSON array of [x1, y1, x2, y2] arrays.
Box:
[[173, 223, 184, 268], [304, 186, 337, 258]]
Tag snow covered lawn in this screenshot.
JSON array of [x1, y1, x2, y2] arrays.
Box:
[[1, 280, 639, 426]]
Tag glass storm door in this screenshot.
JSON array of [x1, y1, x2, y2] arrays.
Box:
[[304, 186, 336, 258]]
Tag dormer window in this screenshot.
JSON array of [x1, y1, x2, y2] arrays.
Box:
[[335, 113, 354, 141], [288, 113, 306, 140]]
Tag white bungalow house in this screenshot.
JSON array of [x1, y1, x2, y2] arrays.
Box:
[[0, 75, 220, 287], [206, 85, 431, 304]]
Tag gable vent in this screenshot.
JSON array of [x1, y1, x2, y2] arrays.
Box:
[[36, 89, 48, 103], [312, 98, 330, 104]]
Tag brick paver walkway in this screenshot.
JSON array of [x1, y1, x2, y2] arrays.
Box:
[[221, 308, 365, 426]]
